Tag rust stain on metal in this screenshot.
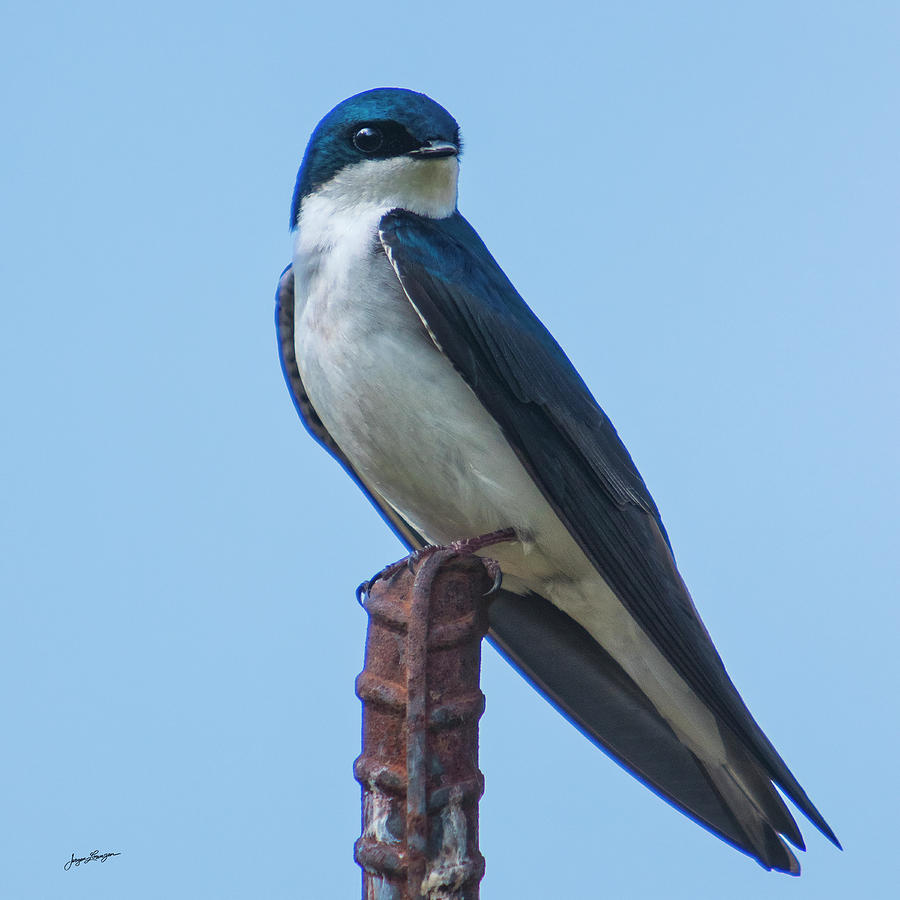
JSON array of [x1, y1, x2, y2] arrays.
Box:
[[354, 551, 493, 900]]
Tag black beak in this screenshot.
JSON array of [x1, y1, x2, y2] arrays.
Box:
[[407, 140, 458, 159]]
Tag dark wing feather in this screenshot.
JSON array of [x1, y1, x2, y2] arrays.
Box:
[[275, 253, 828, 871], [377, 210, 838, 851], [487, 590, 810, 872], [276, 264, 800, 868]]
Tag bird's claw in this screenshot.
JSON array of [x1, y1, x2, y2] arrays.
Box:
[[482, 558, 503, 597], [405, 546, 438, 575], [358, 553, 417, 606]]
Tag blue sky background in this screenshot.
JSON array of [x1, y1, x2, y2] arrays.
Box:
[[2, 2, 898, 897]]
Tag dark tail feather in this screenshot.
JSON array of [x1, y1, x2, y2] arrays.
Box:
[[487, 589, 810, 872]]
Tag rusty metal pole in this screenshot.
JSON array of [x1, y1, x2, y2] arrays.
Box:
[[354, 551, 493, 900]]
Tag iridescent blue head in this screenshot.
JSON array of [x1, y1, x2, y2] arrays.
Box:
[[291, 88, 461, 227]]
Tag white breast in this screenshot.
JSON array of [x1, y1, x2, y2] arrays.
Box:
[[292, 181, 565, 555]]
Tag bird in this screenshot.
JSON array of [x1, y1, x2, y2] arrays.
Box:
[[275, 87, 839, 874]]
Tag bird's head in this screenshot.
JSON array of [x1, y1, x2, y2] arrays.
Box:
[[291, 88, 461, 227]]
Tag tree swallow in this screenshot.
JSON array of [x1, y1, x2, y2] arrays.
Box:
[[276, 87, 839, 873]]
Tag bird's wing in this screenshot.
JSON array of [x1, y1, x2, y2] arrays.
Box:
[[377, 210, 838, 854], [275, 261, 812, 870], [276, 244, 840, 871]]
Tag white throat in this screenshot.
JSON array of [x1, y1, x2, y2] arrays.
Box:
[[295, 155, 458, 251]]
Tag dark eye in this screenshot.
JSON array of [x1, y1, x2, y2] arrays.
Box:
[[353, 126, 383, 153]]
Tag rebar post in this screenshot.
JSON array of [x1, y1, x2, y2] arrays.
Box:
[[354, 551, 492, 900]]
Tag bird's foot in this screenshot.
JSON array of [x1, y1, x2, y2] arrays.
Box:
[[356, 527, 516, 604], [356, 554, 415, 606]]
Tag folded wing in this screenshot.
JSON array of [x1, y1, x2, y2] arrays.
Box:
[[276, 243, 836, 872]]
